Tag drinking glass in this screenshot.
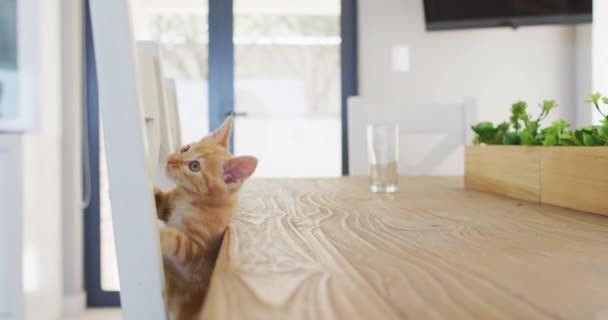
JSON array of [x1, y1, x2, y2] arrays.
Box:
[[367, 123, 399, 193]]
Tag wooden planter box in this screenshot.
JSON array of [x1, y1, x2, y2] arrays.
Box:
[[465, 146, 608, 216], [465, 146, 541, 202]]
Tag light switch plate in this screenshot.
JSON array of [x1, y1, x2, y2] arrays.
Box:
[[391, 45, 410, 72]]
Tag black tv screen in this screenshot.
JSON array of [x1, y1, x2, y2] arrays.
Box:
[[423, 0, 592, 31]]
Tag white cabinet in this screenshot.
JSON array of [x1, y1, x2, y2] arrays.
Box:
[[0, 136, 23, 320]]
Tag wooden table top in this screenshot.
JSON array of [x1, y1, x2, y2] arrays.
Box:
[[202, 177, 608, 320]]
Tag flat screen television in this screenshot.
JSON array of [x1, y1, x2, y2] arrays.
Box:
[[423, 0, 592, 31]]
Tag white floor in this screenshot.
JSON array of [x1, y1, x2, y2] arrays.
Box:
[[63, 309, 122, 320]]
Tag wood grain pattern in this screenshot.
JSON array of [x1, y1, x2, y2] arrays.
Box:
[[541, 147, 608, 216], [465, 146, 541, 202], [202, 177, 608, 320]]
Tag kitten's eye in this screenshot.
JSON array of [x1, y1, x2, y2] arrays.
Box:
[[180, 145, 190, 153], [188, 160, 201, 172]]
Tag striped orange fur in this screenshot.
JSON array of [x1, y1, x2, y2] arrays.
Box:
[[154, 116, 257, 320]]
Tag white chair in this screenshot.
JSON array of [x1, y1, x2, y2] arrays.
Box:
[[136, 41, 183, 163], [90, 1, 168, 319], [137, 41, 180, 190], [163, 79, 183, 150], [348, 96, 476, 176], [136, 41, 164, 178]]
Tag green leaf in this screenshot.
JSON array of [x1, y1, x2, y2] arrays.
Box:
[[592, 134, 607, 145], [598, 124, 608, 138], [543, 134, 558, 146], [563, 130, 582, 146], [471, 122, 502, 144], [512, 101, 527, 115], [586, 93, 608, 119], [519, 113, 532, 122], [575, 126, 596, 142], [510, 101, 527, 132], [502, 132, 521, 145], [585, 92, 602, 104], [525, 120, 539, 135], [541, 119, 572, 146], [552, 119, 571, 131], [497, 122, 510, 132], [520, 130, 535, 145], [575, 130, 586, 145], [578, 125, 595, 132], [558, 132, 571, 140], [471, 122, 493, 133], [583, 133, 596, 146], [541, 100, 557, 113], [541, 128, 555, 136]]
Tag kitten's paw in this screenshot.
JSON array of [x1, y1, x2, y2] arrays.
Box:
[[154, 187, 171, 221], [160, 228, 200, 263]]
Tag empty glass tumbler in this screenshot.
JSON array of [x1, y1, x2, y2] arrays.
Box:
[[367, 123, 399, 193]]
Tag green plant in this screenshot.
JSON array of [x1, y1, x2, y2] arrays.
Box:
[[520, 100, 558, 146], [471, 99, 558, 146], [510, 101, 527, 133], [572, 93, 608, 146], [497, 101, 527, 145], [471, 121, 509, 145], [569, 125, 608, 146], [585, 92, 608, 121], [471, 94, 608, 146], [541, 119, 571, 146]]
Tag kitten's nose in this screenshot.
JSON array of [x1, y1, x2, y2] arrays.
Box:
[[167, 159, 180, 165]]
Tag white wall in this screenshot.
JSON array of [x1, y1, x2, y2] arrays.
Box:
[[0, 0, 64, 319], [60, 0, 85, 315], [575, 25, 592, 128], [592, 0, 608, 124], [20, 0, 64, 318], [0, 136, 24, 320], [358, 0, 578, 127]]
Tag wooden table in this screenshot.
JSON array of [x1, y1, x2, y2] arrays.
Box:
[[202, 177, 608, 320]]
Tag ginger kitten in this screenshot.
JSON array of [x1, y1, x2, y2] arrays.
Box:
[[154, 116, 257, 320]]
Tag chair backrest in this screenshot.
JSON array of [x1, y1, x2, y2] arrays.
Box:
[[136, 41, 180, 167], [90, 1, 168, 319], [348, 96, 476, 176], [163, 79, 183, 150], [136, 42, 163, 179], [137, 41, 180, 190]]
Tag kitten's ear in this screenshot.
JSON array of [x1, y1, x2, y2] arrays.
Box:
[[223, 156, 258, 185], [210, 115, 233, 148]]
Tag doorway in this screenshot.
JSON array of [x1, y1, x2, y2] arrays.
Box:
[[85, 0, 357, 306]]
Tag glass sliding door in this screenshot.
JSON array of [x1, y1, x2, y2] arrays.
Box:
[[233, 1, 342, 177]]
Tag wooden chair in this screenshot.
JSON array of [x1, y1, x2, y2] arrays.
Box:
[[90, 1, 169, 318], [348, 96, 476, 176]]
